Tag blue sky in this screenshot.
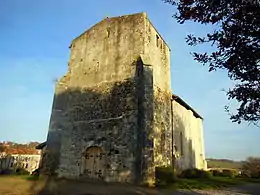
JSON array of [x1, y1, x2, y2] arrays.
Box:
[[0, 0, 259, 161]]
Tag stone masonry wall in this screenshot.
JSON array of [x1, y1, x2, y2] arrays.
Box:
[[143, 15, 172, 169], [56, 79, 138, 182], [43, 12, 204, 185], [45, 13, 156, 184]]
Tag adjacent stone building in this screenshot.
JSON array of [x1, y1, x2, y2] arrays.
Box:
[[0, 154, 41, 174], [43, 12, 207, 185]]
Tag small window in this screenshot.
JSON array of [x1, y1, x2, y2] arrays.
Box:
[[156, 35, 160, 47], [161, 126, 166, 153], [25, 163, 28, 169], [180, 132, 183, 155], [106, 28, 110, 38], [10, 162, 13, 167]]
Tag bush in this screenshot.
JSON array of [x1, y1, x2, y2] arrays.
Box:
[[237, 171, 250, 178], [31, 168, 40, 176], [155, 166, 176, 187], [242, 157, 260, 179], [0, 169, 15, 175], [211, 170, 222, 177], [250, 171, 260, 179], [180, 169, 212, 179], [15, 167, 30, 175], [26, 175, 40, 181], [221, 169, 236, 178]]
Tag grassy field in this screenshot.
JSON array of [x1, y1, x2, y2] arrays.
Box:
[[0, 175, 157, 195], [206, 159, 243, 169], [168, 177, 260, 190]]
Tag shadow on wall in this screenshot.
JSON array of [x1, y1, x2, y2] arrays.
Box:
[[42, 79, 138, 175], [171, 110, 197, 173], [33, 56, 155, 191], [0, 155, 12, 172], [28, 56, 201, 193]]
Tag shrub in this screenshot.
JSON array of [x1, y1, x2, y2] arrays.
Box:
[[31, 168, 40, 176], [180, 169, 212, 179], [211, 170, 222, 177], [0, 169, 15, 175], [155, 166, 176, 187], [250, 171, 260, 179], [242, 157, 260, 179], [221, 169, 236, 178], [237, 171, 250, 178], [26, 175, 40, 181], [15, 167, 30, 175]]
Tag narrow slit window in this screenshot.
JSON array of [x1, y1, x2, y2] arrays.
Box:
[[156, 35, 160, 47], [161, 125, 166, 153], [180, 132, 183, 156], [106, 28, 110, 38]]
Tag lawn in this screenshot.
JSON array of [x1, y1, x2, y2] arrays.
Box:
[[0, 175, 259, 195], [0, 175, 45, 195], [168, 177, 260, 190], [0, 175, 159, 195]]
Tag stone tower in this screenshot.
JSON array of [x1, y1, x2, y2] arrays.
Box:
[[45, 12, 175, 185]]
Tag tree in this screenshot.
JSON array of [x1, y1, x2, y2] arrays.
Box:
[[164, 0, 260, 124], [0, 143, 6, 153], [242, 157, 260, 178]]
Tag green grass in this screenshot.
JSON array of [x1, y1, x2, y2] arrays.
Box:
[[24, 175, 40, 181], [165, 177, 260, 190]]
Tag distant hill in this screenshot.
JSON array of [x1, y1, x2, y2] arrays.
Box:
[[206, 158, 243, 169]]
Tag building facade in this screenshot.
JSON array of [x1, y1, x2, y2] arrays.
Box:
[[0, 154, 41, 174], [44, 12, 207, 185]]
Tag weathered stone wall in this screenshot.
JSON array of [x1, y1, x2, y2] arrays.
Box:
[[55, 79, 138, 182], [46, 12, 156, 184], [68, 13, 146, 88], [171, 101, 207, 171], [143, 16, 172, 169], [45, 12, 207, 185]]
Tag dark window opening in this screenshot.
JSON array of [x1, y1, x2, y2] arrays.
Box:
[[180, 132, 183, 155], [25, 163, 28, 169], [156, 35, 160, 47], [161, 127, 166, 152]]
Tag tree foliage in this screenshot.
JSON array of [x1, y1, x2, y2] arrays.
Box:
[[0, 144, 6, 153], [242, 157, 260, 178], [164, 0, 260, 124], [0, 141, 40, 155]]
